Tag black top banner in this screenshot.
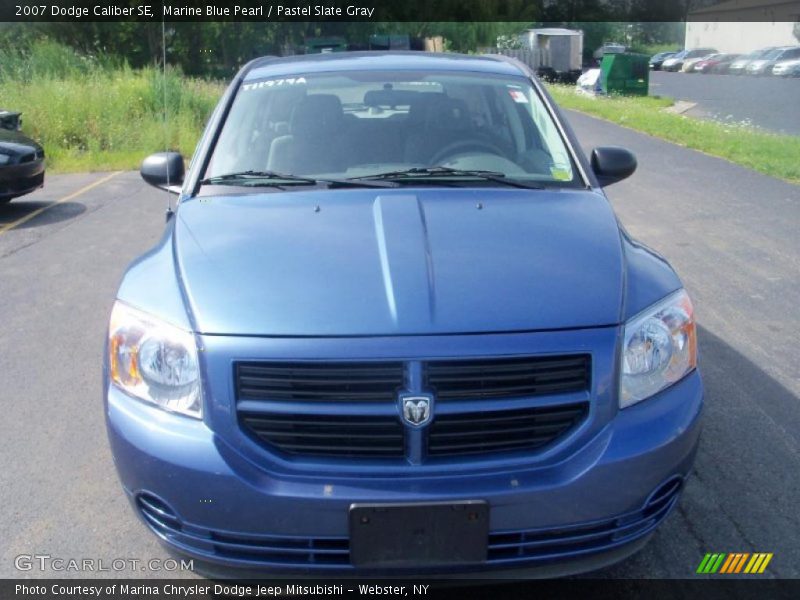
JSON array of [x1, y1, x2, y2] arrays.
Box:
[[4, 0, 800, 22]]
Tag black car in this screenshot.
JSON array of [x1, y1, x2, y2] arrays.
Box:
[[649, 51, 677, 70], [0, 111, 45, 203]]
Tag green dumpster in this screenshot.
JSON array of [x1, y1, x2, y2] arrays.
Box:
[[304, 37, 347, 54], [600, 53, 649, 96]]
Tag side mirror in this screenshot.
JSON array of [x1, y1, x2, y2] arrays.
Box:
[[140, 152, 184, 193], [591, 147, 637, 187]]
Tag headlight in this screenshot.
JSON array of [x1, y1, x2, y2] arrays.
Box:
[[108, 301, 201, 418], [620, 289, 697, 408], [0, 153, 11, 166]]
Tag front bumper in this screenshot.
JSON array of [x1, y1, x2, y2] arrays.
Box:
[[106, 364, 702, 577], [0, 159, 45, 199]]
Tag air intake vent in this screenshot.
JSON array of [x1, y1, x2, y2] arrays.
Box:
[[236, 361, 404, 402], [428, 403, 588, 457], [136, 493, 181, 534], [425, 354, 590, 401], [240, 412, 405, 458]]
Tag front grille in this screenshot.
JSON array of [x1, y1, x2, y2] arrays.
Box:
[[240, 412, 405, 458], [235, 356, 591, 461], [428, 403, 588, 457], [236, 361, 404, 402], [425, 354, 590, 400]]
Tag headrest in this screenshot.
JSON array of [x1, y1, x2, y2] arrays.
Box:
[[291, 94, 344, 137], [406, 93, 444, 124], [425, 97, 471, 131]]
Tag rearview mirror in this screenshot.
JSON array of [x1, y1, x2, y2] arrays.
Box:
[[140, 152, 184, 193], [591, 147, 637, 187]]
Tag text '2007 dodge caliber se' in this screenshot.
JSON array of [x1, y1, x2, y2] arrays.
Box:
[[105, 52, 702, 577]]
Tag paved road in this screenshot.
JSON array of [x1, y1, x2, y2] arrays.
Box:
[[0, 112, 798, 580], [649, 70, 800, 136]]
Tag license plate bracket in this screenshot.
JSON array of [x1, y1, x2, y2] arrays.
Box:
[[349, 501, 489, 567]]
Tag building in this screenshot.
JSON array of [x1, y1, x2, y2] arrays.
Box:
[[686, 0, 800, 53]]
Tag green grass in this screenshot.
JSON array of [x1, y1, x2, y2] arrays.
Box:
[[1, 40, 223, 173], [546, 84, 800, 185]]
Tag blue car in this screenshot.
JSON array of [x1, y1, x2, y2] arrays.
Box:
[[105, 52, 702, 577]]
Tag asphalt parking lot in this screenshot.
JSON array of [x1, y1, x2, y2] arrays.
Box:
[[0, 110, 798, 580], [649, 70, 800, 135]]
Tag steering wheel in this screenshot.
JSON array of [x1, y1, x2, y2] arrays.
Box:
[[429, 139, 508, 166]]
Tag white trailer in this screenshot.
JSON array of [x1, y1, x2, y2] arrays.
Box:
[[516, 28, 584, 82]]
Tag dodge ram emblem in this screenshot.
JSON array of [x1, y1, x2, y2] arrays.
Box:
[[400, 394, 432, 427]]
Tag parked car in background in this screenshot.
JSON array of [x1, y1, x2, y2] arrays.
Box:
[[772, 57, 800, 76], [728, 47, 776, 74], [648, 51, 676, 70], [662, 48, 717, 72], [746, 46, 800, 75], [767, 47, 800, 75], [109, 51, 703, 578], [660, 50, 686, 71], [693, 53, 740, 74], [681, 52, 717, 72], [0, 111, 45, 203]]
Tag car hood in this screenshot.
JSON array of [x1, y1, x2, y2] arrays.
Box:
[[174, 188, 625, 336], [0, 129, 42, 155]]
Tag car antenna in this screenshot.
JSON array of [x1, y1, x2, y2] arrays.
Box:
[[162, 14, 174, 222]]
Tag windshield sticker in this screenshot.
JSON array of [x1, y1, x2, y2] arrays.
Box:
[[508, 89, 528, 103], [550, 166, 572, 181], [243, 77, 307, 91]]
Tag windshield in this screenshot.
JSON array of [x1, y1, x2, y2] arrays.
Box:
[[762, 48, 783, 60], [205, 70, 579, 187]]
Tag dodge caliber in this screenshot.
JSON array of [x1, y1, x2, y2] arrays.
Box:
[[105, 52, 702, 577]]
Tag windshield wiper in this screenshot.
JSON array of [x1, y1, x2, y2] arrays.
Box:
[[199, 170, 398, 188], [349, 167, 545, 189], [199, 170, 317, 186]]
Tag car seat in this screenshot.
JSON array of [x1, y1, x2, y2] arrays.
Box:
[[267, 94, 351, 175], [403, 95, 473, 164]]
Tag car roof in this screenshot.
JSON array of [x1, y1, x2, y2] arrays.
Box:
[[244, 51, 526, 82]]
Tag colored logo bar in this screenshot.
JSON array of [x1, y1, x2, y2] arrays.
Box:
[[697, 553, 773, 574]]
